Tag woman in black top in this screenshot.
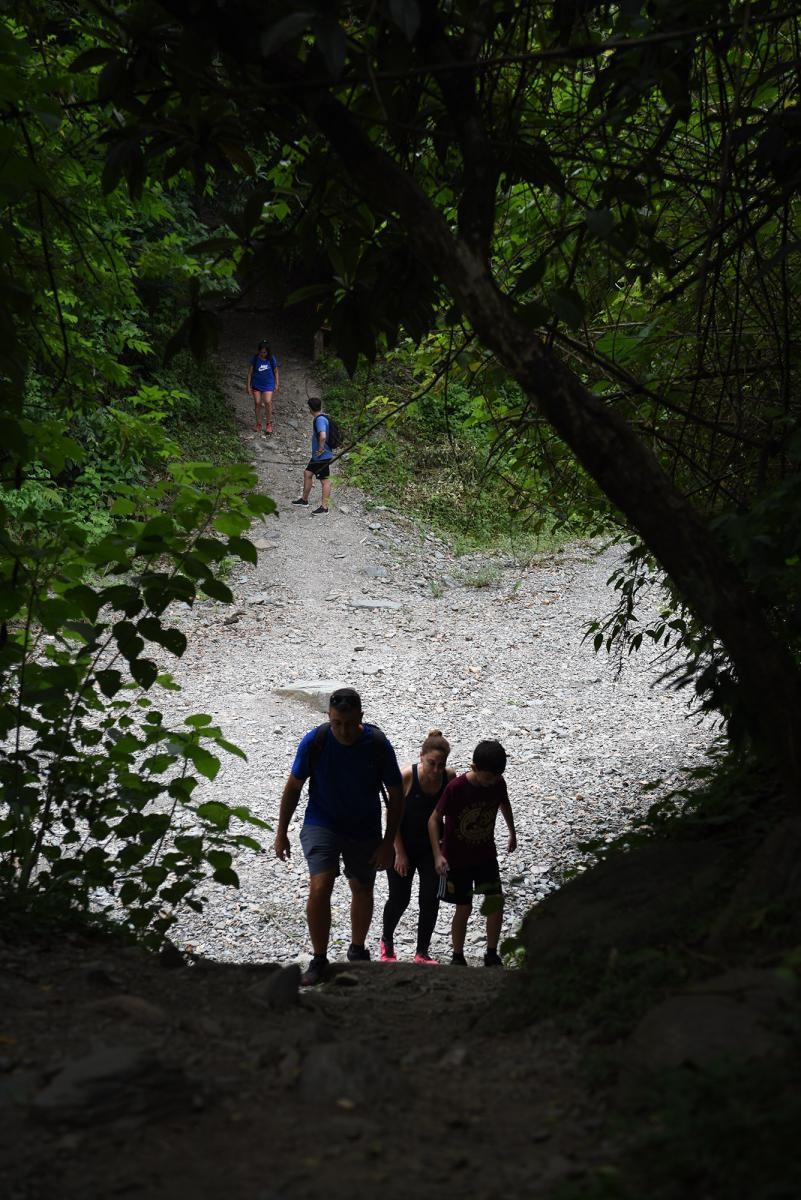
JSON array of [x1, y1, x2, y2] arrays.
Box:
[[380, 730, 455, 964]]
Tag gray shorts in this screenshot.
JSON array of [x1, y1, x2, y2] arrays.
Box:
[[299, 824, 380, 885]]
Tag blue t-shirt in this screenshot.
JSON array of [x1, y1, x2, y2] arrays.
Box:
[[311, 414, 334, 462], [250, 354, 277, 390], [291, 723, 402, 838]]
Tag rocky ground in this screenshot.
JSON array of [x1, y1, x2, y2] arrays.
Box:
[[164, 305, 713, 966], [1, 307, 723, 1200]]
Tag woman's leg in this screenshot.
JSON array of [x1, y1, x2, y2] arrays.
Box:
[[251, 389, 261, 430], [381, 866, 413, 948], [415, 852, 440, 957], [263, 389, 274, 432]]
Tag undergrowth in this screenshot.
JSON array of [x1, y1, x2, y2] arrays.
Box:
[[316, 356, 586, 556]]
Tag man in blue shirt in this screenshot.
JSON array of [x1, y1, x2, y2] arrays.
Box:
[[290, 396, 334, 515], [274, 688, 404, 985]]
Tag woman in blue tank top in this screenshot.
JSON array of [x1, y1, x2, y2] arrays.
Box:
[[380, 730, 454, 964], [246, 339, 280, 434]]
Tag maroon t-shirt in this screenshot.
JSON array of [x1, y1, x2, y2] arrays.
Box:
[[435, 772, 507, 868]]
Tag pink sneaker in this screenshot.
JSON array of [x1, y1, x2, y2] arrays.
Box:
[[380, 939, 397, 963], [413, 952, 438, 965]]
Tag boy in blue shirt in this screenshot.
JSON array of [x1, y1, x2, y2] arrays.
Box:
[[291, 397, 333, 515], [275, 688, 404, 985]]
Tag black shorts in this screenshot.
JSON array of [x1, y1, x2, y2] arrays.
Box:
[[437, 857, 502, 906], [306, 459, 331, 480]]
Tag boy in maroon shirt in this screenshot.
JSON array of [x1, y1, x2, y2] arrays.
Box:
[[428, 740, 517, 966]]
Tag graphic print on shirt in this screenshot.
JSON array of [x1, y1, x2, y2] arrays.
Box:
[[456, 802, 497, 845]]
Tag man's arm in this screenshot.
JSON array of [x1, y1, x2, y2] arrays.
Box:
[[499, 797, 517, 853], [371, 782, 404, 870], [316, 419, 327, 456], [274, 773, 304, 860]]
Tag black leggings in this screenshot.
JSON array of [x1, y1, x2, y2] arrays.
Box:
[[382, 845, 439, 956]]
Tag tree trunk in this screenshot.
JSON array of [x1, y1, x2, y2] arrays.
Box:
[[306, 92, 801, 796]]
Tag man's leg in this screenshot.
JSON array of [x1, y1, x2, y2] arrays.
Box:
[[321, 475, 331, 508], [302, 468, 315, 501], [307, 870, 337, 955], [348, 877, 374, 946]]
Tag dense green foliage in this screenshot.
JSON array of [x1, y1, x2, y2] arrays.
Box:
[[317, 351, 599, 553], [0, 12, 273, 941]]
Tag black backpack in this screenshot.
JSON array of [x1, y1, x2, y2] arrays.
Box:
[[308, 722, 389, 801], [326, 414, 343, 450]]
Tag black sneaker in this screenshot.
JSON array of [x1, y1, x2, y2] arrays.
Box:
[[484, 948, 503, 968], [300, 954, 328, 986], [291, 497, 309, 506], [311, 505, 329, 515], [346, 944, 370, 962], [450, 951, 467, 966]]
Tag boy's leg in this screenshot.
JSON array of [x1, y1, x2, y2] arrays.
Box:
[[486, 900, 503, 951], [451, 903, 471, 954]]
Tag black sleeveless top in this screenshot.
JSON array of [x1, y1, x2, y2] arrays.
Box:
[[400, 763, 449, 847]]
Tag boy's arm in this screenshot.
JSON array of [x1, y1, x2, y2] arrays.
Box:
[[499, 797, 517, 853], [428, 808, 447, 874]]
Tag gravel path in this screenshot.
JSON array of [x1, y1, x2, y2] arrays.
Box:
[[165, 310, 712, 965]]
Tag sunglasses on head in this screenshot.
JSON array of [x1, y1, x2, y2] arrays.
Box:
[[329, 689, 361, 710]]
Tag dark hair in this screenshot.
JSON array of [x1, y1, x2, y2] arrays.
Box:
[[257, 340, 271, 354], [307, 396, 323, 413], [328, 687, 362, 712], [421, 729, 450, 756], [472, 739, 507, 774]]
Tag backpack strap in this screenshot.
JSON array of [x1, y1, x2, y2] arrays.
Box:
[[308, 722, 329, 779], [370, 725, 390, 805]]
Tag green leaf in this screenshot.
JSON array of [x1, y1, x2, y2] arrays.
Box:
[[546, 287, 585, 330], [261, 13, 313, 57], [389, 0, 421, 41], [130, 658, 158, 689], [585, 208, 615, 239], [196, 801, 231, 828], [185, 745, 221, 780], [199, 578, 233, 603], [212, 866, 240, 887]]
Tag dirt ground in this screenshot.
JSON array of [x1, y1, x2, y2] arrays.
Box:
[[0, 929, 612, 1200]]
